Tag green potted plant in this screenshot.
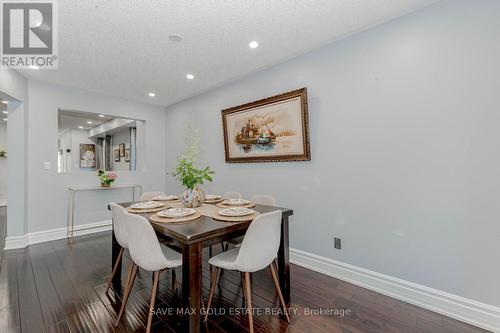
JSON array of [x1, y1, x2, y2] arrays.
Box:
[[98, 169, 117, 187], [172, 124, 214, 207]]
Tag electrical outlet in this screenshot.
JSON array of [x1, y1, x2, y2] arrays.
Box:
[[334, 237, 341, 250]]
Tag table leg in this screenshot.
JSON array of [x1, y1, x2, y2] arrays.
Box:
[[111, 221, 122, 288], [67, 190, 75, 240], [277, 215, 291, 305], [182, 242, 202, 333]]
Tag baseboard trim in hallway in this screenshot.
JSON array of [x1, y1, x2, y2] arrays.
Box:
[[3, 220, 112, 250]]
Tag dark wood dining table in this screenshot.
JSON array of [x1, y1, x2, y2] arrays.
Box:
[[111, 202, 293, 333]]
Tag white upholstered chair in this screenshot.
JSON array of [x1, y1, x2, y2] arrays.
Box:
[[140, 191, 167, 201], [222, 191, 242, 199], [106, 203, 130, 293], [205, 210, 290, 333], [226, 194, 277, 249], [114, 209, 182, 333], [250, 194, 276, 206]]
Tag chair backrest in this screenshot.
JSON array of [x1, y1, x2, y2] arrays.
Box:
[[250, 194, 276, 206], [235, 210, 282, 272], [120, 211, 171, 272], [140, 191, 167, 201], [109, 203, 129, 249], [223, 191, 242, 199]]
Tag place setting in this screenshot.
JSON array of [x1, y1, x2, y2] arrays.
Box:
[[151, 194, 180, 202], [216, 198, 256, 208], [204, 194, 224, 204], [212, 206, 259, 222], [127, 201, 167, 214], [149, 207, 202, 223]]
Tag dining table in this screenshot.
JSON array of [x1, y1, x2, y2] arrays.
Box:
[[110, 201, 293, 333]]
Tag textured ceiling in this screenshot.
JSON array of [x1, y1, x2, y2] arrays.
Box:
[[58, 110, 112, 131], [20, 0, 438, 106]]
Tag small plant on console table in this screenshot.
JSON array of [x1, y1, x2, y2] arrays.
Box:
[[98, 169, 117, 187]]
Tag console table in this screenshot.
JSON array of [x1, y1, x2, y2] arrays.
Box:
[[67, 184, 142, 240]]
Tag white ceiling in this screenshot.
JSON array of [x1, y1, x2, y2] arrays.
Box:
[[58, 110, 112, 131], [20, 0, 438, 106]]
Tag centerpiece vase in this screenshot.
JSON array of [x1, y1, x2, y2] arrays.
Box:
[[101, 182, 110, 188], [180, 186, 205, 208]]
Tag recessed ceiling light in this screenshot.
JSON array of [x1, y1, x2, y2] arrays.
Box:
[[186, 74, 194, 80], [168, 34, 183, 42], [249, 41, 259, 49], [2, 111, 7, 114], [29, 65, 39, 70], [3, 118, 8, 121], [78, 126, 84, 129], [148, 92, 156, 97], [87, 121, 93, 124], [98, 114, 105, 118], [1, 101, 7, 104]]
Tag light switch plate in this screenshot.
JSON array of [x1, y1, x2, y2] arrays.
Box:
[[44, 161, 51, 170]]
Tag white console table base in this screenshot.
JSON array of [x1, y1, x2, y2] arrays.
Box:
[[67, 184, 142, 241]]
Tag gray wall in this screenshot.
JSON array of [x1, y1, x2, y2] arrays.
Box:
[[165, 0, 500, 307], [0, 69, 28, 238], [0, 120, 7, 199], [27, 79, 166, 233]]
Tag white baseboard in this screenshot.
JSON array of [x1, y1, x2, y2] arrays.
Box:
[[4, 220, 112, 250], [290, 248, 500, 332]]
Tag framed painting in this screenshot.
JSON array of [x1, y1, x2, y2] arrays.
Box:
[[222, 88, 310, 163], [79, 144, 96, 168], [119, 143, 126, 157], [125, 148, 130, 162], [114, 149, 120, 162]]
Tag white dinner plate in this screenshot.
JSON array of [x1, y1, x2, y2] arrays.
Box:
[[157, 208, 196, 218], [204, 194, 221, 200], [130, 201, 163, 210], [218, 207, 254, 217], [152, 195, 178, 201], [223, 198, 251, 206]]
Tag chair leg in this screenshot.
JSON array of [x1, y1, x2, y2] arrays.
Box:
[[220, 242, 226, 252], [241, 272, 246, 307], [171, 268, 176, 291], [106, 247, 124, 293], [204, 266, 220, 322], [269, 262, 291, 323], [243, 272, 254, 333], [146, 270, 160, 333], [114, 263, 138, 327]]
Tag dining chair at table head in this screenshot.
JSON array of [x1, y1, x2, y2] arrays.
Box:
[[106, 203, 129, 293], [140, 191, 167, 201], [236, 210, 282, 272], [115, 211, 182, 333], [226, 194, 276, 249], [250, 194, 276, 207], [223, 191, 242, 200], [205, 210, 290, 333]]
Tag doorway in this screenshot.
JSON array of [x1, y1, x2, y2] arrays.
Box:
[[0, 97, 7, 258]]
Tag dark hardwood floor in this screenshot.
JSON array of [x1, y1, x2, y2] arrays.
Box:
[[0, 232, 489, 333]]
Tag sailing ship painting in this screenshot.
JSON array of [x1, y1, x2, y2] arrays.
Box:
[[222, 88, 311, 163], [236, 119, 276, 152]]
